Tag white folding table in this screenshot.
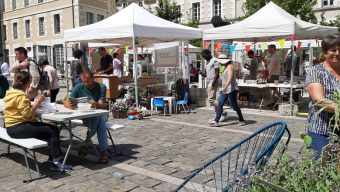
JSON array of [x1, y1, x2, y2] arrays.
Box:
[[41, 104, 108, 170]]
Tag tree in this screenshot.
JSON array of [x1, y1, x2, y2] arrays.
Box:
[[320, 12, 340, 31], [244, 0, 317, 23], [184, 19, 201, 47], [154, 0, 181, 23]]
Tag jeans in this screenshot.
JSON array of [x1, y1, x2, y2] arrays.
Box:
[[7, 122, 63, 162], [72, 76, 82, 88], [215, 90, 244, 123], [308, 131, 330, 158], [82, 115, 108, 151], [50, 88, 59, 103]]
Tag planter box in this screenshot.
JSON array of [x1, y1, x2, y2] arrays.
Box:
[[112, 110, 128, 119]]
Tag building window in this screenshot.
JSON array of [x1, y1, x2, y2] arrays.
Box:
[[39, 17, 45, 36], [97, 14, 104, 22], [175, 5, 181, 23], [213, 0, 221, 16], [25, 20, 31, 38], [12, 0, 16, 10], [54, 45, 64, 73], [13, 23, 18, 39], [54, 14, 61, 34], [2, 25, 6, 41], [323, 0, 334, 6], [38, 0, 43, 3], [86, 12, 94, 25], [24, 0, 29, 7], [192, 3, 200, 21]]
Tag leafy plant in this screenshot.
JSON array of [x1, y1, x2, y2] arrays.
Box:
[[154, 0, 181, 23], [111, 99, 128, 112], [245, 142, 340, 192], [245, 89, 340, 191]]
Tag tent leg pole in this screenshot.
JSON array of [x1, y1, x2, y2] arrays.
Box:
[[290, 37, 294, 116], [132, 37, 139, 107], [65, 41, 69, 94]]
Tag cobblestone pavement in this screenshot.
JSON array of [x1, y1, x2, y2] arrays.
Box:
[[0, 102, 307, 191]]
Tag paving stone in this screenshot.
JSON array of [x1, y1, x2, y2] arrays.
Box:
[[130, 160, 151, 167], [123, 174, 149, 184], [130, 186, 157, 192], [140, 178, 162, 188], [0, 103, 306, 192], [153, 182, 179, 192]]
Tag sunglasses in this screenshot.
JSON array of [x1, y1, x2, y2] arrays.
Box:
[[328, 48, 340, 53]]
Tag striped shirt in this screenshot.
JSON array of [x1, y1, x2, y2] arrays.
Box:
[[305, 63, 340, 136]]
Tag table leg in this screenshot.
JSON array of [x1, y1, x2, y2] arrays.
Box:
[[62, 120, 73, 171]]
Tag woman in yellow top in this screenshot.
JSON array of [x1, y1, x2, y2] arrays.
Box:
[[4, 71, 71, 171]]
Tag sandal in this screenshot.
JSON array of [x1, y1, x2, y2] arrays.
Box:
[[99, 150, 109, 164], [78, 144, 89, 157]]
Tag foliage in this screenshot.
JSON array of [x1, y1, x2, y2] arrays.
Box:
[[243, 77, 340, 192], [320, 12, 340, 32], [154, 0, 181, 23], [111, 99, 128, 112], [184, 19, 201, 48], [244, 0, 318, 23], [245, 142, 340, 192]]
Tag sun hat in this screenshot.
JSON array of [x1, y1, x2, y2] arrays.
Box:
[[217, 54, 232, 64]]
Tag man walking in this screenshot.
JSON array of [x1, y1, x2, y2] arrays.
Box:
[[200, 49, 226, 122], [11, 47, 48, 99]]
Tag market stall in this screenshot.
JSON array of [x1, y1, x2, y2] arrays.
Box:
[[64, 3, 202, 106], [203, 2, 338, 115]]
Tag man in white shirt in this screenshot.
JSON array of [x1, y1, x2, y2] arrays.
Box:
[[265, 44, 280, 108], [200, 49, 227, 122], [0, 52, 10, 79], [0, 52, 10, 98]]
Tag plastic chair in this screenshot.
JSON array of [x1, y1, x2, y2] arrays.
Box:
[[176, 92, 189, 114], [152, 97, 167, 117], [174, 121, 291, 192]]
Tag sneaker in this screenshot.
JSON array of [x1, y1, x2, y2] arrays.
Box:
[[219, 115, 226, 122], [208, 120, 219, 127], [51, 162, 72, 172], [222, 110, 228, 116], [238, 121, 246, 126]]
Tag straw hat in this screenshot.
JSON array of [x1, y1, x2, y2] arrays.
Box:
[[217, 54, 232, 64]]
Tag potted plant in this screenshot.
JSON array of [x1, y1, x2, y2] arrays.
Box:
[[111, 99, 128, 119]]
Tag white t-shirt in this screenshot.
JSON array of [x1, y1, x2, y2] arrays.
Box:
[[44, 65, 59, 90], [268, 53, 280, 76], [206, 57, 220, 84]]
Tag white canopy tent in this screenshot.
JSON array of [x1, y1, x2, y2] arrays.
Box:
[[203, 2, 338, 115], [203, 2, 337, 42], [64, 3, 202, 105]]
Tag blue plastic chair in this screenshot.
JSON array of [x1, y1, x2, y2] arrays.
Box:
[[174, 121, 291, 192], [152, 97, 167, 117], [176, 92, 189, 114]]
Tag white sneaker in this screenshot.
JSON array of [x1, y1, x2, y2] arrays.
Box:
[[238, 121, 246, 126], [219, 116, 226, 122], [209, 120, 219, 127], [222, 110, 228, 116]]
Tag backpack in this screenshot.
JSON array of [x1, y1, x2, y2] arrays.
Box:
[[28, 59, 50, 91]]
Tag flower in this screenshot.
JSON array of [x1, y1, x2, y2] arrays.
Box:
[[111, 100, 128, 112]]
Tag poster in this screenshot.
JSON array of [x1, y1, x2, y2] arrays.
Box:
[[154, 42, 179, 68]]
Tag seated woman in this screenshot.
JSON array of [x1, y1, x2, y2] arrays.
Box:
[[3, 71, 71, 171]]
